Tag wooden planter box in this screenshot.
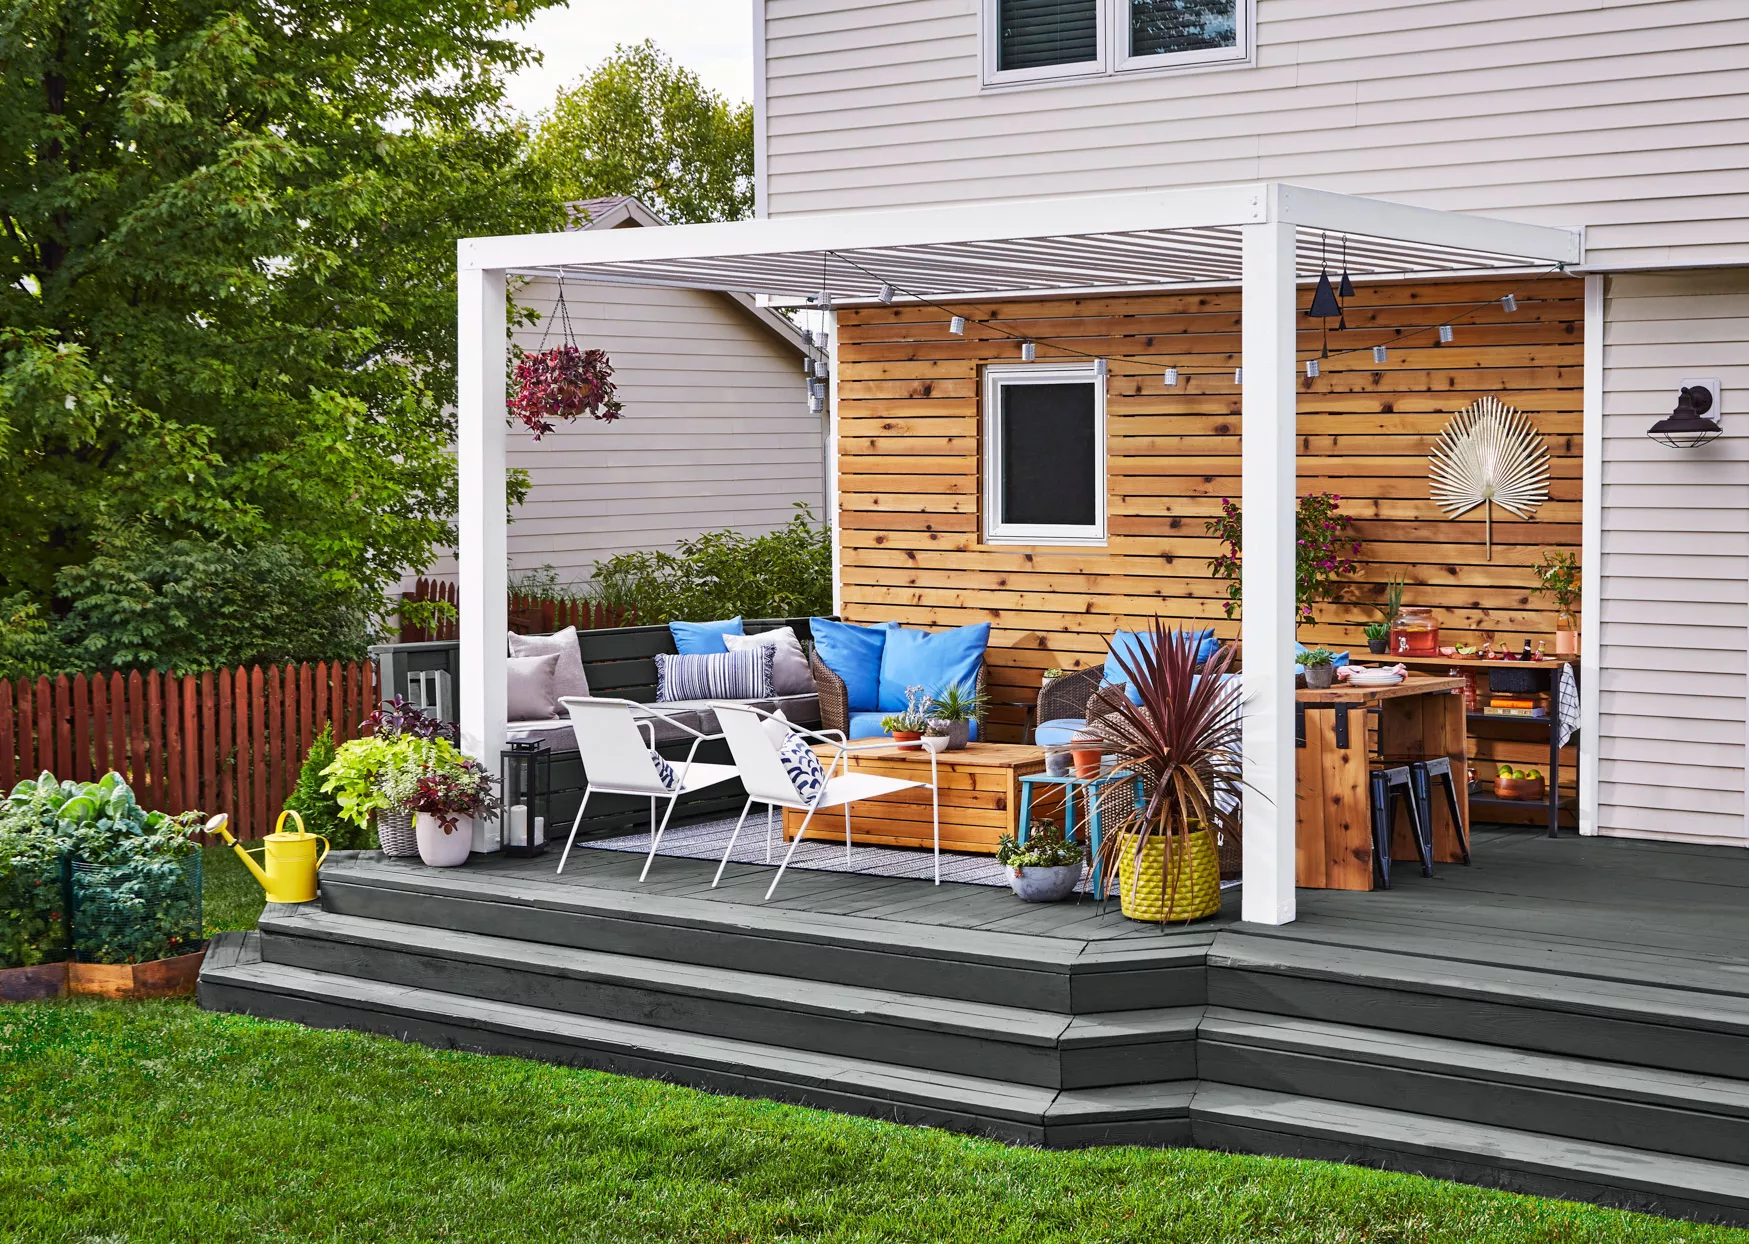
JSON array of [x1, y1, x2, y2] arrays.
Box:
[[0, 960, 70, 1001], [67, 948, 207, 999]]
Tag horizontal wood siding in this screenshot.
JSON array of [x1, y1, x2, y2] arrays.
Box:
[[763, 0, 1749, 269], [422, 279, 821, 585], [837, 275, 1584, 782], [1597, 268, 1749, 843]]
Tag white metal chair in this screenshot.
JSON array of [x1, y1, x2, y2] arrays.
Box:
[[554, 696, 739, 882], [711, 702, 940, 901]]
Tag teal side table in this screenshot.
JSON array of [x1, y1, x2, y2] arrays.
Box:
[[1017, 767, 1143, 898]]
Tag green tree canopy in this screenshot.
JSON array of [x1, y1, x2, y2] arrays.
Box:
[[0, 0, 565, 669], [531, 40, 753, 224]]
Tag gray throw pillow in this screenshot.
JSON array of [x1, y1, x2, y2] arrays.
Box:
[[508, 626, 591, 703], [506, 653, 561, 721], [724, 626, 816, 697]]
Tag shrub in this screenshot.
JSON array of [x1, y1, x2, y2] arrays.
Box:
[[1206, 492, 1361, 623], [284, 725, 370, 850], [592, 504, 831, 623], [0, 831, 66, 968]]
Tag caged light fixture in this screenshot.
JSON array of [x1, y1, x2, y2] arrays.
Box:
[[949, 315, 966, 335], [1502, 294, 1518, 313], [879, 283, 896, 305], [1163, 367, 1179, 387], [1647, 385, 1723, 449], [1373, 345, 1389, 364], [1021, 341, 1037, 362], [1439, 325, 1455, 344], [1234, 368, 1244, 384], [817, 290, 833, 311], [1306, 359, 1320, 378], [1093, 358, 1108, 382]]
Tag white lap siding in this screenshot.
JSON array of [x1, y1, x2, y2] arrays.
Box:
[[1598, 268, 1749, 843]]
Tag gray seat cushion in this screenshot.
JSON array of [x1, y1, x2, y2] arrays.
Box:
[[508, 695, 822, 755]]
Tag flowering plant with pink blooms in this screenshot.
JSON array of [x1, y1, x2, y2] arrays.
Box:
[[510, 345, 624, 439], [1206, 492, 1360, 622]]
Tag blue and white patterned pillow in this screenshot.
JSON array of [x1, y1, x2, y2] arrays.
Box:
[[655, 647, 774, 703], [778, 732, 828, 805], [649, 749, 678, 791]]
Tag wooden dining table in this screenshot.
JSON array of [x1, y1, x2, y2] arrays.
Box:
[[1295, 670, 1469, 891]]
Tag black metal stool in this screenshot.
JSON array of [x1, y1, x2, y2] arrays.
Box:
[[1409, 756, 1471, 865], [1368, 765, 1432, 889]]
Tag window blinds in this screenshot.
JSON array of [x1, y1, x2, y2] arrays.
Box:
[[998, 0, 1099, 72]]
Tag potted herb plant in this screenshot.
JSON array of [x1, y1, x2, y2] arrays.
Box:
[[881, 685, 931, 750], [379, 738, 501, 868], [996, 825, 1085, 903], [1364, 622, 1390, 655], [1301, 647, 1337, 689], [1091, 623, 1242, 925], [926, 681, 985, 751], [1534, 550, 1580, 656]]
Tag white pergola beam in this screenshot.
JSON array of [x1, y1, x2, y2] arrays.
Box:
[[1240, 210, 1299, 927], [1277, 184, 1582, 267]]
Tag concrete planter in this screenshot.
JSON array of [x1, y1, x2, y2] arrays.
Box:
[[1007, 862, 1083, 903]]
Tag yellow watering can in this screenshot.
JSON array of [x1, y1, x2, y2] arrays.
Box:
[[209, 810, 330, 904]]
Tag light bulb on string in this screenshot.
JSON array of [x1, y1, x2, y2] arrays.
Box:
[[1373, 345, 1389, 364], [1502, 294, 1517, 313], [809, 393, 823, 414], [1234, 368, 1244, 384], [949, 316, 966, 335], [878, 283, 895, 305], [803, 357, 815, 379], [1438, 325, 1455, 344], [1021, 341, 1036, 362], [817, 291, 833, 311], [1093, 358, 1108, 382], [1163, 367, 1179, 387], [1306, 359, 1320, 378]]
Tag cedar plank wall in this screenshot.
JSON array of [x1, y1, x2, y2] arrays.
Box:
[[837, 275, 1582, 808]]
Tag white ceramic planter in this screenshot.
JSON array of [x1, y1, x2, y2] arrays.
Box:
[[416, 812, 473, 867], [1008, 863, 1084, 903]]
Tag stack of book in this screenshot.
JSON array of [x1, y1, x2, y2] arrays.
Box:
[[1484, 695, 1549, 719]]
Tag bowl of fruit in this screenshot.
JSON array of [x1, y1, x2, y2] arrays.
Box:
[[1494, 765, 1545, 801]]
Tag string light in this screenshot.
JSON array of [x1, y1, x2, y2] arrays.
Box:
[[801, 329, 814, 347], [1502, 294, 1517, 313], [803, 357, 815, 379], [1021, 341, 1037, 362], [809, 393, 823, 414], [1093, 358, 1108, 382], [879, 283, 895, 304], [1306, 359, 1320, 378], [1373, 345, 1389, 364], [817, 291, 833, 311], [949, 315, 966, 335], [1234, 368, 1243, 384], [1438, 325, 1455, 344], [1163, 367, 1179, 387]]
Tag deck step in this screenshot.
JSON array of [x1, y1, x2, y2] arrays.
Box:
[[314, 858, 1209, 1014], [200, 931, 1195, 1149], [1193, 1085, 1749, 1226], [259, 909, 1200, 1090], [1200, 1009, 1749, 1167], [1212, 933, 1749, 1079]]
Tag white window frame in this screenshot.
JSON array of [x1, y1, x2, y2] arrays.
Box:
[[980, 0, 1253, 88], [1114, 0, 1251, 74], [983, 363, 1108, 546]]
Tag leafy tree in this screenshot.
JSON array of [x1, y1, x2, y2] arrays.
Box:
[[0, 0, 566, 634], [531, 41, 754, 224]]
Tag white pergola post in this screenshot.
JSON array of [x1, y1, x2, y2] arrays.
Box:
[[1240, 213, 1299, 926], [457, 261, 509, 853]]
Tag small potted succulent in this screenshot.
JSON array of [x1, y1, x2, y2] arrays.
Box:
[[921, 722, 952, 754], [925, 681, 985, 751], [1301, 647, 1337, 689], [881, 685, 932, 751], [1363, 622, 1390, 655], [996, 825, 1085, 903]]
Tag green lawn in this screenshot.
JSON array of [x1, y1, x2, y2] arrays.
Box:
[[201, 843, 268, 937], [0, 999, 1741, 1243]]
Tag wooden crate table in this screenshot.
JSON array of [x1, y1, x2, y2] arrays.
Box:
[[782, 741, 1046, 855], [1296, 671, 1469, 891]]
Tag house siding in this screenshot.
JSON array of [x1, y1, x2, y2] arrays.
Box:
[[1597, 268, 1749, 843], [762, 0, 1749, 269]]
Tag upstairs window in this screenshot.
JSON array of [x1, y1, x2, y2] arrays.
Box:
[[983, 364, 1107, 545], [984, 0, 1250, 85]]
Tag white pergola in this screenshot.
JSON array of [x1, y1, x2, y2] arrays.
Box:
[[456, 182, 1583, 926]]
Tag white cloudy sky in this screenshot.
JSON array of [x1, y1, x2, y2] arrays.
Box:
[[504, 0, 755, 119]]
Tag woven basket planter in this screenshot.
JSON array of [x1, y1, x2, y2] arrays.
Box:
[[1114, 828, 1222, 923], [378, 808, 418, 858]]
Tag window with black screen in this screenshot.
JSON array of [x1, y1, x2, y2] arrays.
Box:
[[984, 366, 1106, 544]]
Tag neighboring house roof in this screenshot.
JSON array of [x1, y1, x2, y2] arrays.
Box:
[[561, 196, 807, 354]]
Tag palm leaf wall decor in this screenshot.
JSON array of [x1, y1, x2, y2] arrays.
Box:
[[1428, 396, 1551, 560]]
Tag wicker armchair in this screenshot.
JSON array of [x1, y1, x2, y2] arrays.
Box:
[[807, 648, 988, 739]]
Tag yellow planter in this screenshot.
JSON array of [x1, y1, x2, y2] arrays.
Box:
[[1114, 828, 1222, 923]]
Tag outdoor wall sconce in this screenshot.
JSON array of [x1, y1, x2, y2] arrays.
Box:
[[1647, 382, 1723, 449]]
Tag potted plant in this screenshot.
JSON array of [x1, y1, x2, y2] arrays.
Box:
[[1533, 550, 1580, 656], [1091, 622, 1241, 924], [510, 343, 624, 439], [881, 685, 931, 750], [380, 739, 501, 867], [1070, 732, 1104, 779], [323, 699, 457, 857], [926, 681, 985, 751], [1301, 647, 1338, 689], [1364, 622, 1390, 655], [996, 825, 1085, 903], [921, 722, 952, 754]]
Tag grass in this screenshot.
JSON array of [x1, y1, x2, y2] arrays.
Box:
[[200, 843, 267, 937], [1, 999, 1743, 1244]]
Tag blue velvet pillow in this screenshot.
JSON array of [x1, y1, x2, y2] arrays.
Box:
[[669, 616, 743, 655], [1103, 629, 1218, 706], [811, 618, 895, 712], [877, 622, 991, 713]]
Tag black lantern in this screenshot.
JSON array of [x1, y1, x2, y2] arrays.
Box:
[[501, 740, 552, 857], [1647, 386, 1721, 449]]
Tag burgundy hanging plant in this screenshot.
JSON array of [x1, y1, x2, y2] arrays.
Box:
[[510, 280, 625, 439]]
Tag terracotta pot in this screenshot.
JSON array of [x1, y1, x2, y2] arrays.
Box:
[[67, 948, 205, 999], [1070, 746, 1103, 779], [890, 730, 922, 751], [416, 811, 473, 867]]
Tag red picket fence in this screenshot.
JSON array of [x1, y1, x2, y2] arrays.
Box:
[[399, 577, 633, 642], [0, 661, 378, 841]]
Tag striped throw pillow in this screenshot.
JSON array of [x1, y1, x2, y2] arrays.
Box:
[[655, 646, 774, 703]]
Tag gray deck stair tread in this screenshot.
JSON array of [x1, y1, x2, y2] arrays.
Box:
[[205, 951, 1191, 1128], [1061, 1009, 1202, 1048], [1191, 1084, 1749, 1208], [264, 909, 1077, 1046], [1214, 933, 1749, 1035], [1201, 1009, 1749, 1118]]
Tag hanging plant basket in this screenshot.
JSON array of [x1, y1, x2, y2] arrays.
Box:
[[510, 280, 625, 438]]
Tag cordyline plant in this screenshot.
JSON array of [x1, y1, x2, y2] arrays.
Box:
[[1206, 492, 1361, 623], [510, 345, 624, 439], [1091, 623, 1244, 924]]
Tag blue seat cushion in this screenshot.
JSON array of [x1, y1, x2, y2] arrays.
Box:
[[846, 711, 979, 742], [669, 616, 744, 655], [1036, 718, 1087, 747], [877, 622, 991, 713], [1294, 644, 1350, 676], [1103, 628, 1218, 705], [811, 618, 896, 712]]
